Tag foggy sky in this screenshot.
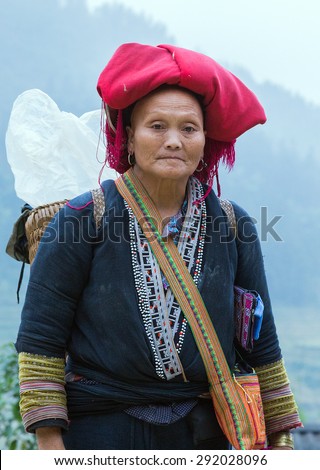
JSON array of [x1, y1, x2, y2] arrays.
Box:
[[86, 0, 320, 107]]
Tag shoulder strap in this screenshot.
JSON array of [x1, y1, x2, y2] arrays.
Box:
[[219, 198, 237, 237], [115, 168, 255, 450], [91, 187, 105, 230]]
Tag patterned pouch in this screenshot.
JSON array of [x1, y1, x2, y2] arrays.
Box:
[[232, 361, 266, 449], [234, 286, 264, 351]]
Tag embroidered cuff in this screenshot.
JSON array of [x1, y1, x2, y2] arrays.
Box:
[[18, 352, 68, 432], [255, 359, 302, 435]]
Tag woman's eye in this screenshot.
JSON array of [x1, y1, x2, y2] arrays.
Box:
[[184, 126, 196, 133], [151, 123, 163, 129]]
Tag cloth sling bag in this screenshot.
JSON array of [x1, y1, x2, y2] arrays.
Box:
[[115, 168, 265, 450]]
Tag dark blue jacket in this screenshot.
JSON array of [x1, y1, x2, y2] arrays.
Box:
[[15, 180, 281, 410]]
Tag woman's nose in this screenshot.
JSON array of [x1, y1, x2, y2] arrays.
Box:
[[164, 130, 182, 149]]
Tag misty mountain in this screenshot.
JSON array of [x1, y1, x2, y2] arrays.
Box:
[[0, 0, 319, 423]]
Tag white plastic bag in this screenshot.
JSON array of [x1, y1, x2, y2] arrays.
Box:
[[5, 89, 117, 207]]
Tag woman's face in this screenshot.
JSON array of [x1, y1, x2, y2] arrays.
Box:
[[126, 87, 206, 184]]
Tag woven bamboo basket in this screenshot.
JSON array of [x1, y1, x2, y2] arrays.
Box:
[[25, 200, 67, 264]]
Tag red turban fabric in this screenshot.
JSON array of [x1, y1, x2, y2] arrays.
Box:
[[97, 43, 266, 142]]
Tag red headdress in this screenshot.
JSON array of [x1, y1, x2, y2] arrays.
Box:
[[97, 43, 266, 195]]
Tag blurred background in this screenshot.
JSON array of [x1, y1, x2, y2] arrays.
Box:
[[0, 0, 319, 449]]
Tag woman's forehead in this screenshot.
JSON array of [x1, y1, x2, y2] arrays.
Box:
[[131, 86, 204, 121]]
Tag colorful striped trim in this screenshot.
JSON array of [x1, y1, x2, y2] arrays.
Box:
[[19, 352, 66, 384], [18, 352, 68, 431], [266, 415, 303, 435], [255, 359, 289, 390], [22, 405, 68, 432], [255, 359, 302, 434], [115, 169, 255, 450], [20, 381, 65, 393]]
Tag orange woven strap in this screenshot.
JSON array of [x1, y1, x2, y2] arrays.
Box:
[[115, 169, 258, 450]]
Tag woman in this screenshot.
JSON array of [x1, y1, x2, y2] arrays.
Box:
[[15, 43, 302, 450]]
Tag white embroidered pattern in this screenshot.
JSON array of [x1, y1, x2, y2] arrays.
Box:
[[126, 177, 206, 380]]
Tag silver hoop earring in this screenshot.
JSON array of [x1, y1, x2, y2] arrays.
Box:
[[128, 153, 135, 166], [195, 158, 206, 172]]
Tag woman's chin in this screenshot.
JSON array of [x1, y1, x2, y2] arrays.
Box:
[[152, 161, 194, 180], [134, 160, 196, 183]]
